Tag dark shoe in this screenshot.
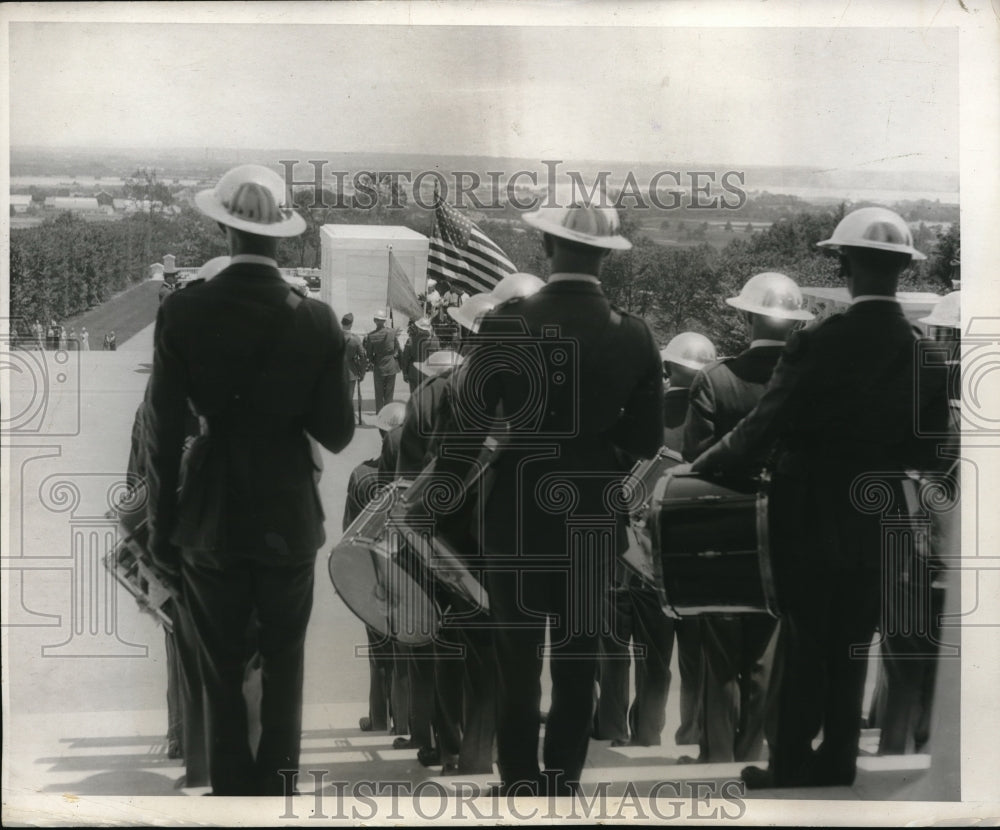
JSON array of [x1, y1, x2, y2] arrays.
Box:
[[441, 756, 460, 775], [610, 738, 629, 748], [359, 716, 373, 732], [677, 754, 702, 765], [740, 765, 774, 789], [392, 736, 414, 749], [417, 746, 441, 767]]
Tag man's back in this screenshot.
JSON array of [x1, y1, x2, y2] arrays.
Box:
[[466, 280, 663, 556], [145, 261, 354, 562]]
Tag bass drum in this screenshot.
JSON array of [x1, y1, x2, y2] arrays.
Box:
[[329, 481, 440, 646], [648, 471, 779, 618]]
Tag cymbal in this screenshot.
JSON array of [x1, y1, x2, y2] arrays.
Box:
[[328, 543, 439, 646]]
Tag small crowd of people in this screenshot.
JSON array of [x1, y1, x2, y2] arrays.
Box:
[[124, 162, 956, 798]]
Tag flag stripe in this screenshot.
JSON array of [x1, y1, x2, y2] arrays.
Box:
[[428, 240, 505, 286], [427, 247, 498, 294], [427, 196, 516, 295]]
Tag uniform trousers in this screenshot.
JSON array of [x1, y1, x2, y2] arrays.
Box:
[[434, 620, 497, 772], [596, 580, 675, 746], [181, 553, 314, 796], [674, 620, 704, 746], [699, 615, 780, 762], [166, 599, 210, 787], [372, 372, 397, 413], [874, 584, 945, 754], [489, 565, 606, 796], [398, 643, 438, 750], [365, 626, 394, 731], [771, 566, 881, 786]]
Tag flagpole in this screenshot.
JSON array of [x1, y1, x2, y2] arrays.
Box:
[[386, 245, 395, 329]]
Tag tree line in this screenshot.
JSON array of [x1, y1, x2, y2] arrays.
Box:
[[10, 196, 959, 357]]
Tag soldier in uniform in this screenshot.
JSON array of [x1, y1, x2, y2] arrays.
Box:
[[595, 331, 717, 748], [450, 204, 663, 796], [342, 313, 367, 424], [682, 273, 814, 764], [871, 290, 961, 754], [364, 309, 402, 412], [344, 402, 408, 734], [689, 207, 948, 788], [145, 164, 355, 796], [400, 317, 439, 393]]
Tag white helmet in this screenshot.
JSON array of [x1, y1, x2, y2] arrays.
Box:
[[490, 272, 546, 303], [725, 272, 815, 321], [415, 350, 464, 376], [919, 291, 961, 329], [448, 293, 498, 333], [522, 204, 632, 251], [817, 207, 926, 261], [375, 402, 407, 432], [195, 165, 306, 238], [659, 332, 717, 371]]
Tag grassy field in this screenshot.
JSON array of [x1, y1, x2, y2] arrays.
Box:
[[60, 280, 162, 346]]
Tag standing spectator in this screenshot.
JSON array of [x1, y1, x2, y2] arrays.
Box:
[[104, 330, 117, 351], [363, 309, 402, 413], [342, 313, 367, 425], [57, 324, 67, 351], [68, 327, 78, 350], [80, 327, 90, 351]]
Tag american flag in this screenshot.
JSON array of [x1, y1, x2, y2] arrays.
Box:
[[427, 196, 516, 294]]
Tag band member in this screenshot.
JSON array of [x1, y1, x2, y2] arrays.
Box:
[[451, 203, 663, 796], [596, 331, 717, 748], [342, 313, 367, 424], [345, 402, 408, 734], [660, 331, 717, 747], [145, 164, 355, 796], [393, 349, 466, 769], [689, 207, 948, 788], [400, 317, 439, 393], [683, 273, 813, 764], [871, 290, 961, 754]]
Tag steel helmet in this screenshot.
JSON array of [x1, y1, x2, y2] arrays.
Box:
[[448, 293, 498, 333], [373, 308, 388, 321], [919, 291, 961, 329], [817, 207, 926, 261], [195, 164, 306, 237], [375, 401, 407, 432], [725, 272, 815, 321], [659, 332, 717, 371], [490, 272, 546, 303], [522, 204, 632, 251], [196, 255, 232, 282], [413, 316, 433, 332], [415, 350, 464, 376]]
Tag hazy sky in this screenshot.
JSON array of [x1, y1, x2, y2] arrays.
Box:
[[9, 22, 958, 172]]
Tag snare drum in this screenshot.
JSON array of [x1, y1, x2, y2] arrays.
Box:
[[329, 480, 441, 646], [648, 471, 779, 617], [103, 518, 176, 631], [619, 446, 685, 602]]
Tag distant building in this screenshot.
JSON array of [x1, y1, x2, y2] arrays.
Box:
[[94, 190, 115, 208], [44, 196, 101, 212], [9, 194, 32, 213]]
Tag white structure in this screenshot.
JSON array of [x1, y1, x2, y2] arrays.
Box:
[[10, 194, 32, 213], [319, 225, 429, 332]]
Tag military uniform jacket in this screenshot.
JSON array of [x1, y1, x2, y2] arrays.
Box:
[[453, 279, 664, 559], [145, 261, 355, 566], [682, 344, 785, 470], [344, 331, 367, 382], [662, 385, 691, 454], [363, 326, 401, 375], [693, 301, 949, 571], [400, 330, 440, 388]]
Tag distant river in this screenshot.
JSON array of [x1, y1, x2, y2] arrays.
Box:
[[9, 175, 203, 188], [747, 184, 959, 205]]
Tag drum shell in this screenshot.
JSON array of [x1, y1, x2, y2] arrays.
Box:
[[649, 472, 778, 617]]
